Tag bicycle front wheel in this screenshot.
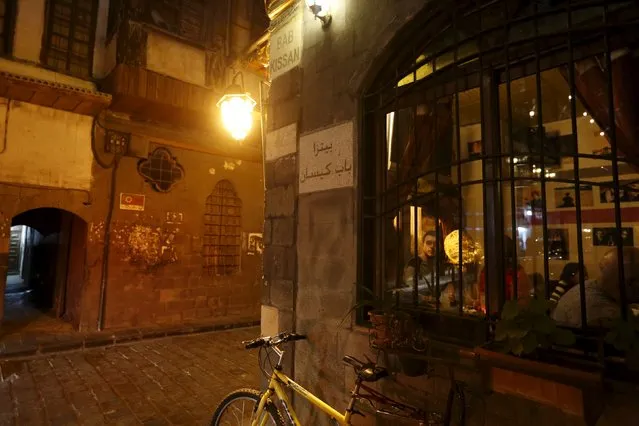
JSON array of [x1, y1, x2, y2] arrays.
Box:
[[211, 388, 285, 426]]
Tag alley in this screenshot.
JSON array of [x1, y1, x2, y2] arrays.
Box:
[[0, 327, 261, 425]]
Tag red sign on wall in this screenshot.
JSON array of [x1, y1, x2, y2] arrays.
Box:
[[119, 193, 145, 211]]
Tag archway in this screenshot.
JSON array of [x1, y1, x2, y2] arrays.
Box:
[[2, 208, 87, 334]]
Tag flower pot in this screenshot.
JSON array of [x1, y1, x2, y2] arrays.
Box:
[[474, 346, 604, 425], [368, 311, 392, 348]]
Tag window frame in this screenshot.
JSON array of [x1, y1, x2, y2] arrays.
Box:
[[0, 0, 16, 56], [358, 0, 639, 351], [41, 0, 100, 79]]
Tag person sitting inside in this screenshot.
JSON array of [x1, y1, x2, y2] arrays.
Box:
[[403, 231, 452, 303], [550, 263, 587, 307], [553, 247, 639, 328]]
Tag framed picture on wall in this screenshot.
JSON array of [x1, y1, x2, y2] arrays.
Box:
[[593, 227, 634, 247], [467, 141, 481, 159], [554, 185, 593, 209], [548, 228, 569, 260], [599, 180, 639, 203]]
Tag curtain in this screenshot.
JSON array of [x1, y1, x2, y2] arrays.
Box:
[[570, 49, 639, 168]]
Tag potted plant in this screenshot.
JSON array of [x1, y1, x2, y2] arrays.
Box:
[[605, 315, 639, 371], [343, 285, 428, 376], [493, 298, 576, 356], [475, 299, 603, 422]]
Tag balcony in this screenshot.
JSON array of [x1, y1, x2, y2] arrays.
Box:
[[103, 63, 218, 130]]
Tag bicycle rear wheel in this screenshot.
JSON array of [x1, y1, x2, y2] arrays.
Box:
[[211, 388, 285, 426]]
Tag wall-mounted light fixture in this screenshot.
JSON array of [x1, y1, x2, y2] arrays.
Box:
[[217, 72, 257, 141], [305, 0, 332, 28]]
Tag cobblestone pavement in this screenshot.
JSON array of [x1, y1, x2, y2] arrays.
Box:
[[0, 327, 261, 425]]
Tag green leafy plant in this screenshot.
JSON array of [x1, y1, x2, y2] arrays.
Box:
[[605, 315, 639, 369], [495, 299, 576, 356]]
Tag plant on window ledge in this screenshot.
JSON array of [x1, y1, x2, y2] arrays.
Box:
[[345, 285, 421, 351], [494, 299, 576, 356], [605, 315, 639, 370]]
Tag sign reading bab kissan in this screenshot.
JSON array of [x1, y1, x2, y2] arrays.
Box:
[[269, 9, 303, 80]]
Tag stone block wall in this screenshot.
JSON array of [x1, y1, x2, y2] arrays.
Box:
[[0, 126, 264, 332], [264, 1, 639, 425]]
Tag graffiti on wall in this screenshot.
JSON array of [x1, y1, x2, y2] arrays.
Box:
[[113, 223, 179, 270]]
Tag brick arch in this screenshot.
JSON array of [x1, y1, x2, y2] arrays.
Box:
[[0, 206, 89, 329], [203, 180, 243, 276], [5, 191, 92, 225]]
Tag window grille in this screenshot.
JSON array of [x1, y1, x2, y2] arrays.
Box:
[[203, 180, 242, 276], [360, 0, 639, 345]]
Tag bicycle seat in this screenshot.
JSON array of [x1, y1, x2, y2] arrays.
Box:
[[343, 355, 389, 382]]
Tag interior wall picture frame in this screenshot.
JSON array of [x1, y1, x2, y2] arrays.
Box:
[[599, 180, 639, 204], [467, 140, 481, 159], [548, 228, 569, 260], [554, 185, 593, 209], [593, 227, 634, 247]]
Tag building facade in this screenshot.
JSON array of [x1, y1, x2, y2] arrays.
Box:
[[0, 0, 269, 332], [263, 0, 639, 425]]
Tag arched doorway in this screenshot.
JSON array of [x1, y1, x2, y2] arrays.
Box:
[[3, 208, 87, 333]]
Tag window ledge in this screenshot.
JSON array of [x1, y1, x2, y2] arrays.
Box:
[[0, 58, 98, 92], [475, 346, 604, 423]]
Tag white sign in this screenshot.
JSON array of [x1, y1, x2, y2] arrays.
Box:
[[299, 121, 354, 194], [269, 10, 302, 80], [266, 123, 297, 161]]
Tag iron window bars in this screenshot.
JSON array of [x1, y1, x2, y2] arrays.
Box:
[[360, 0, 639, 346]]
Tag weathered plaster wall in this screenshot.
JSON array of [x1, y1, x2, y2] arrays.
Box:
[[0, 99, 94, 190], [146, 32, 207, 86], [13, 0, 46, 63], [265, 1, 639, 425], [12, 0, 111, 80]]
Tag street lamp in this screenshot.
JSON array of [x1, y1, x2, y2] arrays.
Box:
[[217, 72, 257, 141], [305, 0, 332, 28]]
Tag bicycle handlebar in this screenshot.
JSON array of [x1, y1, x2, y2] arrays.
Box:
[[243, 332, 306, 349]]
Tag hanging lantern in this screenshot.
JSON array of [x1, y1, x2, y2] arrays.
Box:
[[216, 72, 257, 141]]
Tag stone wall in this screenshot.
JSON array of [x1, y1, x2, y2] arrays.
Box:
[[0, 119, 264, 331], [264, 1, 639, 425]]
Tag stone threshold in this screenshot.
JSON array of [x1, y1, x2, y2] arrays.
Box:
[[0, 319, 260, 360]]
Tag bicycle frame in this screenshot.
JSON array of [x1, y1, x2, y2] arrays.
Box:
[[254, 368, 353, 426]]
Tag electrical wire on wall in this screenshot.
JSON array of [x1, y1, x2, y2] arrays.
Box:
[[92, 116, 122, 331], [0, 99, 11, 154]]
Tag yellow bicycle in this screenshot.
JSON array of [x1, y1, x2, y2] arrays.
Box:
[[210, 332, 465, 425]]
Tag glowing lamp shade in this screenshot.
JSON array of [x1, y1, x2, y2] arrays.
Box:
[[444, 230, 484, 266], [217, 87, 256, 141]]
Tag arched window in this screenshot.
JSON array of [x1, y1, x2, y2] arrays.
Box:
[[203, 180, 242, 276], [360, 0, 639, 340]]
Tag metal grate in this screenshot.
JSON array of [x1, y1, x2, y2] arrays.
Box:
[[137, 147, 184, 192], [203, 180, 242, 276], [42, 0, 98, 78], [360, 0, 639, 343], [146, 0, 206, 43]]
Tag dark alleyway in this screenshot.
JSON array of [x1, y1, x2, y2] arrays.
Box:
[[0, 327, 260, 425]]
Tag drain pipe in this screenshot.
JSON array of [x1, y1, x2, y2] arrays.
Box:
[[97, 155, 120, 331], [91, 116, 121, 331]]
